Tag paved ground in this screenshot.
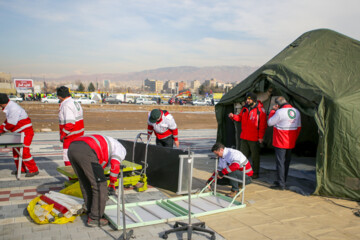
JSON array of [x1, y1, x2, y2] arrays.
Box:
[[0, 129, 359, 240]]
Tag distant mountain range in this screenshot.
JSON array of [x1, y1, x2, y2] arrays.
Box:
[[44, 65, 259, 86]]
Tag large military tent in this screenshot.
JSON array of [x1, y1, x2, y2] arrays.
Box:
[[215, 29, 360, 200]]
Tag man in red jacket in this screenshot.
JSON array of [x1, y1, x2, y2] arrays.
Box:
[[228, 92, 267, 179], [267, 96, 301, 190], [147, 109, 179, 148], [57, 86, 84, 167], [68, 134, 126, 227], [0, 93, 39, 177], [206, 143, 253, 197]]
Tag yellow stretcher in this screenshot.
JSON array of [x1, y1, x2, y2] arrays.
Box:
[[56, 160, 148, 192]]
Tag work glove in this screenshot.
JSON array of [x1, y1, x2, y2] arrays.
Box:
[[205, 180, 213, 191], [108, 184, 116, 196], [217, 170, 224, 178]]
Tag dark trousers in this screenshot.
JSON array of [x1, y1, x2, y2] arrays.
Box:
[[67, 141, 108, 220], [274, 147, 292, 188], [217, 170, 252, 191], [156, 136, 174, 148], [240, 139, 260, 175]]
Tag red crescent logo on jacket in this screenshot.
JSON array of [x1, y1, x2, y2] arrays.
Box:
[[288, 109, 296, 119]]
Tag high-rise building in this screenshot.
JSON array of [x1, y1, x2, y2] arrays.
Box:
[[144, 78, 155, 91], [163, 80, 176, 93], [190, 80, 201, 92], [144, 78, 163, 92], [177, 81, 186, 92], [204, 78, 217, 87], [103, 79, 110, 90], [155, 80, 163, 93]]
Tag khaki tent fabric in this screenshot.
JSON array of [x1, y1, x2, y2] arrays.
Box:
[[215, 29, 360, 200]]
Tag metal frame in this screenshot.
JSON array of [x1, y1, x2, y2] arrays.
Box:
[[176, 153, 210, 195], [0, 132, 25, 180], [163, 151, 216, 240], [105, 154, 248, 230], [132, 132, 152, 175], [105, 191, 246, 230], [117, 165, 134, 239], [176, 153, 195, 195], [201, 157, 247, 205]]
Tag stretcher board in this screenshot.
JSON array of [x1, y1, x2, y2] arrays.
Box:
[[0, 132, 25, 180], [56, 160, 142, 179], [0, 132, 24, 146], [104, 192, 246, 230]]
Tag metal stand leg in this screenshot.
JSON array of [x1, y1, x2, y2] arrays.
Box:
[[17, 133, 25, 180], [15, 147, 24, 180], [162, 150, 216, 240], [118, 165, 134, 240]]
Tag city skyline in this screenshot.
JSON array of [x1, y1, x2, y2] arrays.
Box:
[[1, 0, 359, 78]]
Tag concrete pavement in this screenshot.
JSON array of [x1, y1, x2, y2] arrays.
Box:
[[0, 129, 359, 240]]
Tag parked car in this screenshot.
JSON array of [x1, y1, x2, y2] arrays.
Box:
[[191, 99, 210, 106], [8, 95, 23, 103], [135, 98, 157, 105], [161, 100, 169, 105], [75, 97, 96, 104], [104, 96, 122, 104], [41, 96, 59, 104], [204, 97, 212, 105]]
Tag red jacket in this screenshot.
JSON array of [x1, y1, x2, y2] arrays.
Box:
[[0, 101, 33, 135], [230, 101, 267, 141], [267, 104, 301, 149], [147, 110, 178, 141], [207, 147, 253, 182], [58, 97, 84, 149], [73, 135, 126, 186]]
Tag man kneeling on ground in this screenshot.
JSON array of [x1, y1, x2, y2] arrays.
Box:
[[206, 143, 253, 198]]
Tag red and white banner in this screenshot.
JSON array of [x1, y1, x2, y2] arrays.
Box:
[[14, 79, 33, 88]]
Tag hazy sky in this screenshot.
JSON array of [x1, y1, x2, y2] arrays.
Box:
[[1, 0, 359, 78]]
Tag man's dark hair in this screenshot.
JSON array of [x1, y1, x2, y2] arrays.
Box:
[[0, 93, 9, 104], [56, 86, 71, 98], [245, 92, 257, 102], [275, 96, 287, 106], [211, 142, 225, 152]]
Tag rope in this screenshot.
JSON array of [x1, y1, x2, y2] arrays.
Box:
[[322, 197, 360, 217]]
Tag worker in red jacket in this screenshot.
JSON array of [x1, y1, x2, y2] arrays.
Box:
[[57, 86, 84, 167], [206, 143, 253, 198], [68, 134, 126, 227], [0, 93, 39, 177], [228, 92, 267, 179], [267, 96, 301, 190], [147, 109, 179, 148]]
